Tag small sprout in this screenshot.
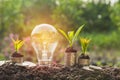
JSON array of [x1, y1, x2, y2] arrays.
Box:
[[80, 38, 91, 54], [58, 24, 84, 47], [11, 38, 24, 52]]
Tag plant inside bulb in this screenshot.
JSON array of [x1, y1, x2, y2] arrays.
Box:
[[31, 24, 58, 66]]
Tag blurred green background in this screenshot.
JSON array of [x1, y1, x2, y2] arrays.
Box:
[[0, 0, 120, 66]]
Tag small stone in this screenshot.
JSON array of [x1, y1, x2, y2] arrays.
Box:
[[83, 66, 94, 71]]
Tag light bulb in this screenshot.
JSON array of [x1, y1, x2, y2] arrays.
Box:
[[31, 24, 58, 66]]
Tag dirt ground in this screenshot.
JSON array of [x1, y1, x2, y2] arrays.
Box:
[[0, 62, 120, 80]]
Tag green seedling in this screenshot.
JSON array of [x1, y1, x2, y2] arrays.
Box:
[[80, 37, 91, 54], [11, 38, 24, 52], [58, 24, 84, 47]]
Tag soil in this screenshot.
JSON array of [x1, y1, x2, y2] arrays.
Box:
[[0, 62, 120, 80], [65, 47, 77, 53], [11, 52, 23, 57], [79, 53, 90, 59]]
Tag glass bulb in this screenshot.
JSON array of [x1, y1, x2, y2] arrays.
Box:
[[31, 24, 58, 66]]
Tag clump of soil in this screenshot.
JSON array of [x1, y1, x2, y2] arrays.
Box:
[[65, 47, 77, 53], [11, 52, 23, 57], [0, 62, 120, 80], [78, 53, 90, 59]]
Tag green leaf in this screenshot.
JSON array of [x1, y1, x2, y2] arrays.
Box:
[[73, 24, 84, 42], [58, 29, 70, 43], [68, 31, 74, 42], [68, 31, 74, 46], [80, 37, 91, 54], [16, 41, 24, 51], [11, 38, 24, 52], [15, 40, 21, 51]]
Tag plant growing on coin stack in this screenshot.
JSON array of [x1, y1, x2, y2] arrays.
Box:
[[78, 37, 91, 66], [58, 25, 84, 66], [11, 38, 24, 63]]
